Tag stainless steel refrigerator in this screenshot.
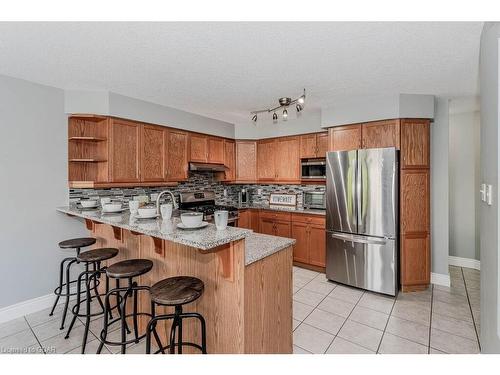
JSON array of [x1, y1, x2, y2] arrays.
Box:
[[326, 147, 398, 296]]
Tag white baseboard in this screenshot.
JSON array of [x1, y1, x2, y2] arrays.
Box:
[[431, 272, 451, 287], [0, 293, 59, 324], [449, 256, 481, 270]]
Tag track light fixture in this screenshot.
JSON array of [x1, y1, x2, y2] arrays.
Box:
[[250, 89, 306, 123]]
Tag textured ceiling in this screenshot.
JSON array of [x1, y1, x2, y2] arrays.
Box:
[[0, 22, 483, 124]]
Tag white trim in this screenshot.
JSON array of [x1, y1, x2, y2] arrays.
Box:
[[0, 293, 58, 324], [449, 256, 481, 270], [431, 272, 451, 287]]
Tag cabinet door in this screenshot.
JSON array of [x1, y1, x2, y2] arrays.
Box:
[[257, 139, 277, 181], [328, 125, 362, 151], [401, 233, 430, 286], [260, 218, 276, 236], [110, 119, 141, 182], [238, 210, 250, 229], [275, 221, 291, 238], [235, 141, 257, 182], [166, 129, 189, 181], [208, 137, 225, 164], [299, 134, 317, 159], [223, 140, 235, 181], [250, 209, 260, 233], [291, 222, 309, 264], [362, 120, 400, 149], [401, 169, 430, 234], [189, 134, 208, 162], [316, 132, 329, 158], [141, 124, 166, 182], [401, 119, 430, 168], [309, 225, 326, 267], [276, 137, 300, 182]]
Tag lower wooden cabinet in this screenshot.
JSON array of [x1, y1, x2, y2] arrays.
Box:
[[401, 233, 430, 289], [291, 214, 326, 268]]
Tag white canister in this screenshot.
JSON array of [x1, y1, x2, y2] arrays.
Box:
[[160, 203, 173, 220], [214, 210, 229, 230], [128, 200, 140, 214]]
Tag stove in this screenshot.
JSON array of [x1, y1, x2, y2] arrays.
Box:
[[179, 191, 239, 224]]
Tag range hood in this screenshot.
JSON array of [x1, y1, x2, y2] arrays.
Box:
[[189, 162, 228, 172]]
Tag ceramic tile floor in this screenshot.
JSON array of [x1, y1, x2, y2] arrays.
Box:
[[292, 265, 481, 354], [0, 265, 481, 354]]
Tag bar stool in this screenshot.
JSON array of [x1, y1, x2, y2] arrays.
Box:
[[50, 237, 96, 330], [64, 247, 119, 353], [97, 259, 154, 354], [146, 276, 207, 354]]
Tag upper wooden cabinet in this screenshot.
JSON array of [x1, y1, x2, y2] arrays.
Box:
[[222, 140, 236, 181], [141, 124, 166, 182], [257, 139, 277, 181], [362, 120, 400, 149], [189, 133, 225, 164], [109, 118, 141, 183], [235, 141, 257, 182], [328, 125, 362, 151], [300, 132, 329, 159], [276, 137, 300, 182], [401, 119, 430, 169], [165, 129, 189, 181]]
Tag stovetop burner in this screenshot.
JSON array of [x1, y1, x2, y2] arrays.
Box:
[[179, 191, 239, 222]]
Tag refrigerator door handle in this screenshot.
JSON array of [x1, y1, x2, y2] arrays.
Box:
[[329, 232, 387, 246]]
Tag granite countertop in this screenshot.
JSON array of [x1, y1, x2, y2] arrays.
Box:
[[244, 233, 296, 266], [57, 206, 251, 251], [235, 203, 326, 216], [56, 207, 296, 264]]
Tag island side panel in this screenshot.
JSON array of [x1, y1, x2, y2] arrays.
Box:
[[244, 246, 293, 354]]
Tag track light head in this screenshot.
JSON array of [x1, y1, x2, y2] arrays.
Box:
[[283, 108, 288, 121], [251, 114, 257, 122], [273, 112, 278, 122], [296, 104, 303, 112]]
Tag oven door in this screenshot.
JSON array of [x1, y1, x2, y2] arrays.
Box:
[[301, 160, 326, 179]]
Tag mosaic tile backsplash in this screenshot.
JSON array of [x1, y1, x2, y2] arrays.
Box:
[[69, 171, 325, 209]]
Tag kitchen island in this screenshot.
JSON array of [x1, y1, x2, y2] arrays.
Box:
[[56, 206, 295, 354]]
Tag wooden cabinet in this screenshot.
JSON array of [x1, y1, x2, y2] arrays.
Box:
[[189, 134, 208, 162], [300, 132, 329, 158], [238, 209, 251, 229], [276, 137, 300, 182], [401, 119, 430, 168], [328, 125, 362, 151], [208, 137, 225, 164], [291, 214, 326, 268], [235, 141, 257, 182], [165, 129, 189, 181], [222, 140, 236, 181], [141, 124, 166, 182], [259, 210, 292, 237], [401, 169, 430, 233], [109, 118, 141, 183], [362, 119, 400, 149], [401, 233, 430, 287], [257, 139, 276, 181]]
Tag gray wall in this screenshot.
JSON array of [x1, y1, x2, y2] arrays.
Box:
[[449, 106, 480, 261], [430, 97, 451, 276], [478, 22, 500, 353], [0, 75, 86, 309]]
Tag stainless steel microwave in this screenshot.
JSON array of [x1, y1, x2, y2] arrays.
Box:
[[301, 159, 326, 179]]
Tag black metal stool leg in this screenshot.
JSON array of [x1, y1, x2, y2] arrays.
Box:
[[105, 275, 113, 320], [120, 287, 129, 354], [81, 275, 94, 353], [176, 306, 183, 354], [50, 257, 71, 316], [60, 258, 77, 330], [169, 316, 179, 354], [92, 262, 105, 311], [132, 280, 139, 343], [97, 290, 112, 354]]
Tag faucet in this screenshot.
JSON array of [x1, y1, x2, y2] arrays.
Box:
[[156, 190, 178, 214]]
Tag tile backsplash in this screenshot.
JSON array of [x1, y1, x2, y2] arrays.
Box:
[[69, 172, 324, 208]]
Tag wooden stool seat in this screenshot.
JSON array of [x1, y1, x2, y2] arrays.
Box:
[[77, 248, 119, 263], [106, 259, 153, 279], [150, 276, 204, 306], [58, 237, 96, 249]]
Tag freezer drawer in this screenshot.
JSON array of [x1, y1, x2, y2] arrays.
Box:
[[326, 231, 397, 296]]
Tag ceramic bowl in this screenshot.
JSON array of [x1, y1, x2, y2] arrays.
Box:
[[180, 212, 203, 228], [102, 202, 122, 213], [80, 200, 98, 208], [138, 207, 157, 218]]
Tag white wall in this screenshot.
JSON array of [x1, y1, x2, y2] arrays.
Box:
[[430, 97, 451, 277], [449, 103, 480, 261], [0, 75, 86, 309], [478, 22, 500, 353], [64, 90, 235, 138]]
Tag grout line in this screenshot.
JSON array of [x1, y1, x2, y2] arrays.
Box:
[[375, 294, 397, 354], [24, 316, 46, 354], [427, 283, 434, 354], [461, 267, 482, 351]]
